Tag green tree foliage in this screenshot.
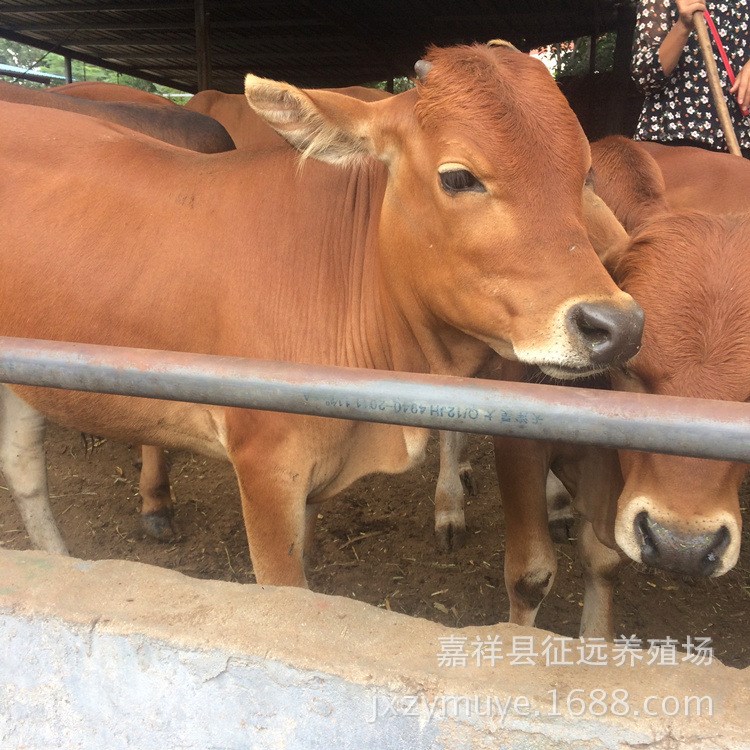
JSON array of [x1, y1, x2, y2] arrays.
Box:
[[0, 36, 186, 99], [372, 76, 415, 94], [0, 39, 54, 87], [0, 39, 44, 69], [540, 32, 616, 79]]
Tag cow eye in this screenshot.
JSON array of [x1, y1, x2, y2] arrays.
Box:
[[438, 167, 486, 195]]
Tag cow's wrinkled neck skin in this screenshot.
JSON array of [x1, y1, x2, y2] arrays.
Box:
[[222, 148, 494, 379]]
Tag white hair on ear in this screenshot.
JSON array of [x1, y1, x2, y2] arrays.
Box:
[[245, 74, 371, 167]]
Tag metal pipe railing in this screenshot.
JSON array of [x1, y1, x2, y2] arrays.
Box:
[[0, 336, 749, 462]]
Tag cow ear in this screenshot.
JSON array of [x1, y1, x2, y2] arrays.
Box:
[[582, 185, 630, 272], [244, 75, 381, 166], [589, 137, 668, 234]]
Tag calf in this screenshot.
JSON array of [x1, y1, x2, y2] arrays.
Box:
[[498, 138, 750, 636]]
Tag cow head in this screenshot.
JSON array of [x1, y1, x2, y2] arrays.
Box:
[[244, 43, 643, 377], [608, 214, 750, 576], [591, 137, 749, 576]]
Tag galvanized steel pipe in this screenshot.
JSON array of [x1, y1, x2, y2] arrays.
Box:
[[0, 336, 749, 462]]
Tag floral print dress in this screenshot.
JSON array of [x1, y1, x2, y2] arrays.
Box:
[[632, 0, 750, 154]]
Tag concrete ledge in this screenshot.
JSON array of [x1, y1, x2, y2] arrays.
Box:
[[0, 549, 748, 749]]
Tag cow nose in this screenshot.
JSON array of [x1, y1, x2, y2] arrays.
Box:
[[566, 301, 644, 365], [634, 512, 731, 576]]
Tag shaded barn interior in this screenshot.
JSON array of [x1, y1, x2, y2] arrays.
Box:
[[0, 0, 643, 138]]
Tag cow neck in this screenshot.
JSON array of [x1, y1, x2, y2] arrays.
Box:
[[336, 159, 422, 373], [228, 150, 492, 380], [371, 277, 497, 378]]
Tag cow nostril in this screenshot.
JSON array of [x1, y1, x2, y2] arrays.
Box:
[[573, 309, 611, 348], [635, 511, 659, 564], [701, 525, 730, 575]]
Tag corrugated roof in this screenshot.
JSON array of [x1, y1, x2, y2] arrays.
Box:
[[0, 1, 633, 92]]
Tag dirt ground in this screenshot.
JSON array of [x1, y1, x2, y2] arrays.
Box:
[[1, 424, 748, 668]]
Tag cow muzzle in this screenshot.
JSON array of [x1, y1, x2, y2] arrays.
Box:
[[615, 499, 740, 577], [634, 512, 730, 576], [532, 297, 644, 380]]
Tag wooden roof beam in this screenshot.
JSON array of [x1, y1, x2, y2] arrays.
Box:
[[0, 2, 191, 13], [6, 19, 333, 32]]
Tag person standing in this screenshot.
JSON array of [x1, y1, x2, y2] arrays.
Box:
[[632, 0, 750, 156]]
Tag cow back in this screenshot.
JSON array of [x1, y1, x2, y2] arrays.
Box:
[[639, 141, 750, 214], [0, 81, 234, 153], [52, 81, 177, 108]]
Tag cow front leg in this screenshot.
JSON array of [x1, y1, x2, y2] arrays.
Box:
[[0, 386, 68, 554], [434, 430, 471, 551], [230, 437, 309, 587], [578, 519, 622, 640], [138, 445, 176, 541], [494, 436, 556, 627]]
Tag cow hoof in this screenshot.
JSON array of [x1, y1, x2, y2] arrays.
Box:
[[458, 463, 477, 496], [141, 510, 177, 541], [435, 517, 467, 552], [549, 516, 575, 544]]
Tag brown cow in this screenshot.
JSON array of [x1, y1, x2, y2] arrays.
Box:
[[490, 138, 750, 637], [638, 141, 750, 214], [0, 80, 235, 541], [59, 81, 393, 536], [0, 44, 643, 588], [137, 79, 634, 545], [0, 80, 234, 153], [186, 86, 391, 150]]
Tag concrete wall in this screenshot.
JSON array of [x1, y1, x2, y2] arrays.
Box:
[[1, 549, 748, 749]]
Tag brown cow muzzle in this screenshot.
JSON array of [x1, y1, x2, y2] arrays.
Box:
[[614, 456, 743, 577], [615, 488, 741, 577], [565, 300, 644, 366], [633, 512, 731, 577]]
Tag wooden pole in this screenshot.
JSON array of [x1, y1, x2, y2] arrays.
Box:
[[63, 55, 73, 83], [693, 11, 742, 156], [606, 3, 636, 135]]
